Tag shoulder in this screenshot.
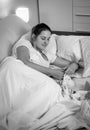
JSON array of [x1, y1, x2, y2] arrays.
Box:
[[16, 45, 30, 60]]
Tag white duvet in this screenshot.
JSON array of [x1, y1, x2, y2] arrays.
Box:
[[0, 57, 89, 130]]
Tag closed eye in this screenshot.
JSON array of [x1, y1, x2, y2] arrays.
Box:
[[40, 36, 50, 41]]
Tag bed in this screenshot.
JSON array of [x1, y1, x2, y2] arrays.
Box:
[[0, 15, 90, 130]]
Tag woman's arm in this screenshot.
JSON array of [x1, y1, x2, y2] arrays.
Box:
[[17, 46, 64, 80], [52, 56, 79, 75], [51, 56, 70, 69], [65, 59, 84, 75], [65, 62, 78, 75]]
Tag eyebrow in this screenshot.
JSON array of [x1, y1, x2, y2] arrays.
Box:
[[40, 35, 50, 38]]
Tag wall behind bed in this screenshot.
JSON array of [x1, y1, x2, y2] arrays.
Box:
[[0, 0, 90, 33], [38, 0, 90, 32]]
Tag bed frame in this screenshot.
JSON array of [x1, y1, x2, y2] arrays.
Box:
[[52, 31, 90, 36]]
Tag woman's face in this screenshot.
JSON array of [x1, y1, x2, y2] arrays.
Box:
[[33, 30, 51, 51]]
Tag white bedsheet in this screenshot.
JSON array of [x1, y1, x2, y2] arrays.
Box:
[[0, 57, 89, 130]]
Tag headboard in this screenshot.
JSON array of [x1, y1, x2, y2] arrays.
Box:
[[0, 15, 30, 63], [52, 31, 90, 36]]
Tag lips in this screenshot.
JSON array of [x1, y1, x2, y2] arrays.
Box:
[[42, 44, 47, 47]]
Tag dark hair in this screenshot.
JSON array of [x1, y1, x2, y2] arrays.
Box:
[[32, 23, 52, 37]]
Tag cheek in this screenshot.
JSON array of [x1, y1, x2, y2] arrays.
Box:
[[37, 41, 42, 47], [35, 39, 41, 46], [37, 39, 43, 47]]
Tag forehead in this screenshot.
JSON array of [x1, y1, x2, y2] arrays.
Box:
[[39, 30, 51, 37]]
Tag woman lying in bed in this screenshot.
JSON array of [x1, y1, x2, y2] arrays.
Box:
[[0, 23, 89, 130], [12, 23, 79, 79]]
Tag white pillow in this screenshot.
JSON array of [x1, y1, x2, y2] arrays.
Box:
[[56, 35, 83, 62], [45, 34, 57, 63], [80, 37, 90, 77], [21, 31, 31, 41]]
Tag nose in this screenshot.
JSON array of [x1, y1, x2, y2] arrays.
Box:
[[44, 39, 49, 46]]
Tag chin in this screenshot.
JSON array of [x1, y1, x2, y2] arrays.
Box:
[[41, 47, 46, 51]]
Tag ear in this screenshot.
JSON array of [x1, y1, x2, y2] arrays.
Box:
[[31, 34, 36, 41]]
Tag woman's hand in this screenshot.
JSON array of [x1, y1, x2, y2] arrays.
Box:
[[50, 69, 64, 80], [65, 63, 78, 75]]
